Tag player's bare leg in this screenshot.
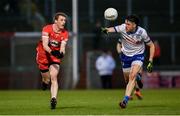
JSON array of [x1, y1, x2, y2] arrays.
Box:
[[41, 72, 51, 90], [134, 69, 143, 99], [136, 68, 143, 89], [123, 72, 133, 100], [123, 72, 129, 84], [126, 64, 141, 96], [119, 64, 141, 108], [134, 87, 143, 100], [49, 64, 60, 109]]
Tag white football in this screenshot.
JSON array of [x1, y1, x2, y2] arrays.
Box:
[[104, 8, 118, 21]]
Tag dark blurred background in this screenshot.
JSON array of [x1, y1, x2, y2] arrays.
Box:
[[0, 0, 180, 89]]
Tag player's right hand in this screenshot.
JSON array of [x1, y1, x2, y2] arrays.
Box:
[[147, 61, 153, 73], [101, 27, 108, 35], [51, 50, 64, 59]]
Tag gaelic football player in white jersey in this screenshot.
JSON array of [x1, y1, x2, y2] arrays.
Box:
[[102, 14, 155, 109]]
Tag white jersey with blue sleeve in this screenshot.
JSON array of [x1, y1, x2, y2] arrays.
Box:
[[114, 24, 151, 57]]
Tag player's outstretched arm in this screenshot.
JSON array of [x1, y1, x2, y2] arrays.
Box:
[[101, 27, 116, 34]]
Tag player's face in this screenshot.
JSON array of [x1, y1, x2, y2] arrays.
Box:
[[125, 20, 136, 32], [55, 15, 67, 29]]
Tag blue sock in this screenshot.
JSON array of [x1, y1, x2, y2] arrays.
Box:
[[136, 73, 142, 81], [123, 96, 129, 104]]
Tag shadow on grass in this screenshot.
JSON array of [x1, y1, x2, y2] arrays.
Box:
[[58, 105, 89, 110], [135, 104, 167, 108]]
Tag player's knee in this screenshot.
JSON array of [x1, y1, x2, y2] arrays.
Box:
[[125, 79, 129, 84], [51, 76, 58, 82], [129, 73, 136, 81]]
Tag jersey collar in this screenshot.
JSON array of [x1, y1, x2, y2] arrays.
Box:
[[127, 26, 138, 35]]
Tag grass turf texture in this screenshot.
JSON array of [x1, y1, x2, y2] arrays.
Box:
[[0, 89, 180, 115]]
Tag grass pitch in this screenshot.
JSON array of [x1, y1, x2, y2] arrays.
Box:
[[0, 89, 180, 115]]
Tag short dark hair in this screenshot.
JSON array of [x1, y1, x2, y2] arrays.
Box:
[[126, 14, 140, 25], [53, 12, 68, 21]]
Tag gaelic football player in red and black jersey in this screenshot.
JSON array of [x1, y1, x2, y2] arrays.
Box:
[[36, 12, 69, 109]]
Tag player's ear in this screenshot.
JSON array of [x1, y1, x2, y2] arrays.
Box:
[[133, 23, 136, 28], [55, 20, 57, 23]]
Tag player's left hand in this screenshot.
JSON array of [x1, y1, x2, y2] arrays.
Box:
[[147, 61, 153, 73], [51, 50, 64, 59], [59, 52, 64, 58]]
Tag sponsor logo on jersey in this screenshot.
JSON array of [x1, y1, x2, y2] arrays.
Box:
[[49, 39, 59, 47]]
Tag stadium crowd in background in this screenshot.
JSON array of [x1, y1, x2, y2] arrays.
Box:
[[36, 12, 69, 109]]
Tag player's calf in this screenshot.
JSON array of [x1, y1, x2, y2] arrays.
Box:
[[42, 82, 50, 90], [42, 76, 50, 90], [136, 73, 143, 89]]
